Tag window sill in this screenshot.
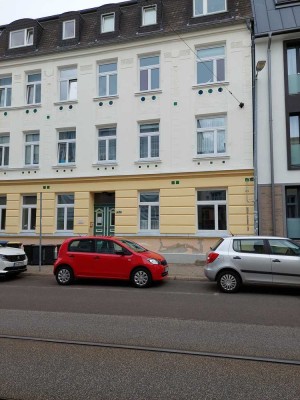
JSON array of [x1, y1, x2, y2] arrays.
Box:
[[197, 231, 229, 238], [92, 161, 118, 166], [134, 89, 162, 96], [54, 100, 78, 106], [135, 159, 161, 164], [0, 104, 42, 111], [52, 164, 76, 169], [93, 95, 119, 101], [193, 155, 229, 161], [192, 82, 229, 90], [191, 10, 227, 19], [138, 230, 160, 236]]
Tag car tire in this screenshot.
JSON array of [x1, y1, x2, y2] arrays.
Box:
[[217, 270, 241, 293], [131, 268, 152, 288], [56, 266, 74, 285]]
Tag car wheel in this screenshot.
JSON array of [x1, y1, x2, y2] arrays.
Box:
[[56, 266, 74, 285], [131, 268, 152, 288], [217, 270, 241, 293]]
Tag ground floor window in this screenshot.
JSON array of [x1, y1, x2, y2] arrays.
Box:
[[57, 194, 74, 231], [139, 192, 159, 231], [22, 195, 37, 231], [0, 196, 6, 230], [286, 186, 300, 239], [197, 190, 227, 231]]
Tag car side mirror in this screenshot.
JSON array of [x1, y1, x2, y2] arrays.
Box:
[[115, 249, 131, 256]]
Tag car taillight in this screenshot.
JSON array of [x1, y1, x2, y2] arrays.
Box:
[[207, 252, 219, 264]]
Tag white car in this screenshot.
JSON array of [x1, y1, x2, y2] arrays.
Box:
[[0, 241, 28, 277]]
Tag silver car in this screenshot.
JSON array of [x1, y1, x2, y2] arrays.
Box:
[[204, 236, 300, 293]]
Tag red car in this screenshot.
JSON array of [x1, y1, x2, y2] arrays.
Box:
[[53, 236, 169, 288]]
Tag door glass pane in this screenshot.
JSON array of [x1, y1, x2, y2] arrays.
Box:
[[268, 239, 300, 256]]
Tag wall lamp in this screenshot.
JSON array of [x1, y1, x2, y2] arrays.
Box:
[[256, 60, 266, 77]]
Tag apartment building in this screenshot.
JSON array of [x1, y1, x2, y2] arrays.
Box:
[[252, 0, 300, 240], [0, 0, 253, 261]]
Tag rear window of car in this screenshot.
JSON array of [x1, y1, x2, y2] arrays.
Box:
[[210, 238, 224, 251], [68, 239, 94, 253], [233, 239, 265, 254]]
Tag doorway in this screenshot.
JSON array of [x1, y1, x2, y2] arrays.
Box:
[[94, 192, 115, 236]]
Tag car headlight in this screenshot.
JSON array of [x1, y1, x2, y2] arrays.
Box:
[[147, 258, 159, 265], [0, 254, 7, 261]]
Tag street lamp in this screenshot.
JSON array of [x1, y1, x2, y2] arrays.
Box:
[[254, 60, 266, 235]]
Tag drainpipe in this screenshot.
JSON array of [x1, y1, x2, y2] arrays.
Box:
[[267, 33, 276, 235]]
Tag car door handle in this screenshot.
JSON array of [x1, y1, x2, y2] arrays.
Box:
[[233, 256, 241, 260], [272, 259, 281, 263]]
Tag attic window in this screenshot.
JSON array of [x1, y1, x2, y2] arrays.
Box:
[[275, 0, 300, 5], [193, 0, 226, 16], [101, 13, 115, 33], [9, 28, 33, 48], [63, 20, 75, 40], [142, 5, 157, 26]]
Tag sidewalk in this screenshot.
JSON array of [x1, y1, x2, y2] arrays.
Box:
[[25, 262, 207, 281]]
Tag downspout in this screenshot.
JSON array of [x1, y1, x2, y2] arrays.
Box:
[[267, 33, 276, 235]]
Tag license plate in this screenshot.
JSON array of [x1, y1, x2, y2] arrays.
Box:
[[14, 261, 24, 267]]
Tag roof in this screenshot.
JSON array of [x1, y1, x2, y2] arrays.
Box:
[[251, 0, 300, 36]]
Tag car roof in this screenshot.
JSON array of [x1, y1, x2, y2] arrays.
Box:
[[225, 236, 289, 240]]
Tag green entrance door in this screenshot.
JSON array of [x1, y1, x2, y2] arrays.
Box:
[[94, 205, 115, 236]]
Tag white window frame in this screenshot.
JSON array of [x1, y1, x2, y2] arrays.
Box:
[[197, 189, 227, 232], [98, 126, 117, 162], [57, 130, 76, 165], [139, 55, 160, 92], [63, 20, 76, 40], [56, 194, 74, 232], [142, 5, 157, 26], [0, 196, 6, 231], [196, 46, 225, 85], [24, 132, 40, 166], [9, 28, 34, 48], [193, 0, 227, 17], [21, 195, 37, 231], [101, 13, 115, 33], [139, 122, 160, 160], [59, 67, 77, 101], [196, 115, 226, 157], [98, 62, 118, 97], [26, 72, 41, 105], [0, 135, 10, 167], [139, 191, 160, 232], [0, 76, 12, 108]]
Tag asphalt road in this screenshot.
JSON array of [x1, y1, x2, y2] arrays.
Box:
[[0, 274, 300, 399]]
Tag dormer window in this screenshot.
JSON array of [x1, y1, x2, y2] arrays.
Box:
[[193, 0, 226, 16], [101, 13, 115, 33], [142, 5, 157, 26], [9, 28, 33, 48], [63, 20, 75, 40]]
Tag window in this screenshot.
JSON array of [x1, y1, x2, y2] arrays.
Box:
[[57, 131, 76, 164], [69, 239, 94, 253], [139, 123, 159, 159], [197, 46, 225, 84], [0, 76, 12, 107], [139, 192, 159, 231], [22, 195, 37, 231], [59, 67, 77, 101], [101, 13, 115, 33], [233, 239, 265, 254], [287, 45, 300, 95], [197, 190, 227, 231], [289, 115, 300, 168], [0, 196, 6, 231], [98, 127, 116, 162], [57, 194, 74, 231], [63, 20, 75, 40], [26, 72, 41, 104], [286, 186, 300, 239], [139, 55, 160, 91], [142, 5, 157, 26], [9, 28, 33, 48], [25, 132, 39, 165], [197, 116, 226, 156], [95, 239, 122, 254], [0, 135, 9, 166], [268, 239, 300, 256], [193, 0, 226, 16], [98, 62, 117, 97]]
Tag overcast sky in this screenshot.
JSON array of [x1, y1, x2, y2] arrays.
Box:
[[0, 0, 128, 25]]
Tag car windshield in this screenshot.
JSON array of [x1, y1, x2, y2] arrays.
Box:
[[119, 239, 147, 253]]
